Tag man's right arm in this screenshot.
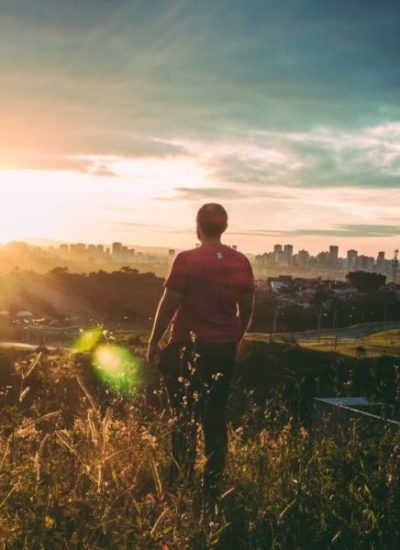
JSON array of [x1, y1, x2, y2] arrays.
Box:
[[146, 252, 187, 365], [237, 291, 254, 344]]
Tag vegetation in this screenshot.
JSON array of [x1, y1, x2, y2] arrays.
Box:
[[1, 269, 400, 333], [346, 271, 386, 293], [1, 338, 399, 548], [301, 329, 400, 358], [0, 268, 163, 324]]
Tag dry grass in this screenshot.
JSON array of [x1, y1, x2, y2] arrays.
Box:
[[0, 347, 399, 549]]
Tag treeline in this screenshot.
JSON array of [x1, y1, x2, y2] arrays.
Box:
[[46, 267, 163, 323], [1, 267, 399, 331], [0, 267, 163, 324]]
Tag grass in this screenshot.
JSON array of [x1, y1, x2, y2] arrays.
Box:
[[1, 343, 400, 549], [300, 329, 400, 357]]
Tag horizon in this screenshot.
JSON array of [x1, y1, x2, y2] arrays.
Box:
[[0, 236, 397, 260], [0, 1, 399, 255]]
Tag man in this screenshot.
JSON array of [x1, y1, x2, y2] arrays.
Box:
[[147, 203, 254, 496]]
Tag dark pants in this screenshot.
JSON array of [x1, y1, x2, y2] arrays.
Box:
[[159, 340, 236, 493]]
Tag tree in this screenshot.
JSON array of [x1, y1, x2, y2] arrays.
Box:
[[346, 271, 386, 293]]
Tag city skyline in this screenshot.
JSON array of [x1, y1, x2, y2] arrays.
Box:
[[2, 237, 398, 263], [1, 1, 399, 253]]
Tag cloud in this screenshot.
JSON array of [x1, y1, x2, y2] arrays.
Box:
[[156, 185, 297, 201], [162, 186, 245, 200], [335, 224, 400, 237], [1, 0, 400, 252], [191, 123, 400, 189], [0, 152, 91, 173], [90, 165, 117, 177], [0, 151, 120, 176], [1, 0, 400, 165], [209, 153, 300, 186], [230, 224, 400, 239]]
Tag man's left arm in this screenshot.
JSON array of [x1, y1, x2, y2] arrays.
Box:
[[236, 257, 255, 344], [147, 288, 182, 365], [237, 291, 255, 344]]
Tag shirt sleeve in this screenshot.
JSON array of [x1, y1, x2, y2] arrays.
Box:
[[164, 252, 188, 293]]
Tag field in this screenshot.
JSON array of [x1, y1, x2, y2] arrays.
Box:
[[1, 335, 400, 549], [299, 329, 400, 358]]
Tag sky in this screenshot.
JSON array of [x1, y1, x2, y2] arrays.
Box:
[[0, 0, 399, 256]]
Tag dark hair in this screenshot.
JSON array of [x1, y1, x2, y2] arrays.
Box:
[[196, 203, 228, 237]]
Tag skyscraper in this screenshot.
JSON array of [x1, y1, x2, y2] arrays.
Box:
[[376, 251, 385, 270], [283, 244, 293, 265], [273, 244, 282, 263], [347, 249, 358, 270], [329, 245, 339, 268]]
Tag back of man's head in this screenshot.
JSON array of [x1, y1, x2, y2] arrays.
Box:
[[196, 203, 228, 237]]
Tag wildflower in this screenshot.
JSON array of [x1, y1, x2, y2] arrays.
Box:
[[259, 429, 269, 446], [44, 516, 55, 529], [141, 431, 158, 449]]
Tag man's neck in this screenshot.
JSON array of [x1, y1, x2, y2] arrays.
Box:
[[200, 237, 222, 245]]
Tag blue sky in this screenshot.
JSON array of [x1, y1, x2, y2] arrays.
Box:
[[0, 0, 399, 254]]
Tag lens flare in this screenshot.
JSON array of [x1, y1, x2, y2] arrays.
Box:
[[93, 343, 142, 394], [74, 328, 103, 352]]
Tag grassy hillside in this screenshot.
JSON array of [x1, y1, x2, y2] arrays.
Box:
[[0, 340, 399, 548]]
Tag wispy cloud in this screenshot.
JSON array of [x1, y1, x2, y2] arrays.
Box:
[[173, 187, 244, 200], [231, 224, 400, 239], [1, 0, 400, 167]]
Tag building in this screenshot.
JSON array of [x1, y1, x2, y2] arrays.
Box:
[[296, 249, 310, 268], [346, 249, 358, 270], [70, 243, 86, 254], [283, 244, 294, 266], [329, 245, 339, 268], [112, 242, 123, 257], [273, 244, 282, 263]]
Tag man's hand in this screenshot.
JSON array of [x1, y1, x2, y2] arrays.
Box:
[[147, 342, 161, 366], [147, 288, 182, 367]]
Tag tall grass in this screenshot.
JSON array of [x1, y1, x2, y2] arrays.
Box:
[[0, 349, 399, 549]]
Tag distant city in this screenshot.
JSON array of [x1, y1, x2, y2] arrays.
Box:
[[0, 240, 398, 282], [254, 244, 399, 282]]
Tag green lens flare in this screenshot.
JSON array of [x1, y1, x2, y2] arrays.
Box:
[[74, 327, 103, 352], [93, 344, 141, 394]]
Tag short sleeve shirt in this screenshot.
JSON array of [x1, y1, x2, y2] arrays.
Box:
[[165, 243, 254, 343]]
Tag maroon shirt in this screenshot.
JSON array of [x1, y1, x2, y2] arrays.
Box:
[[165, 243, 254, 343]]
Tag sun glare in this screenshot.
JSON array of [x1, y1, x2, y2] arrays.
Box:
[[0, 171, 72, 242]]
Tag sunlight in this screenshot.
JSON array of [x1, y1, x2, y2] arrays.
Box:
[[74, 327, 104, 353], [93, 343, 142, 394], [0, 171, 80, 243]]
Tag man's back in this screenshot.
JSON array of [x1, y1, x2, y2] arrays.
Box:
[[165, 242, 254, 342]]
